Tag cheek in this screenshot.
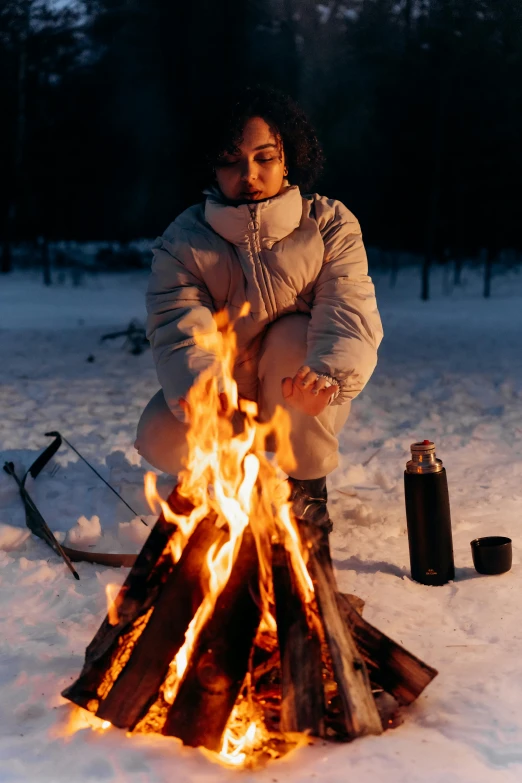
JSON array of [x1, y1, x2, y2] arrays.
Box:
[[216, 169, 235, 183], [270, 167, 285, 188], [264, 163, 283, 181], [215, 169, 238, 194]]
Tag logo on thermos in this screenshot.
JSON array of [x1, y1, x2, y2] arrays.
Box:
[[426, 569, 437, 575]]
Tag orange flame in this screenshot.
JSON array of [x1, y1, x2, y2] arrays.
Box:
[[218, 721, 258, 766], [60, 706, 111, 737], [144, 471, 210, 563], [108, 307, 314, 765], [105, 584, 120, 626]]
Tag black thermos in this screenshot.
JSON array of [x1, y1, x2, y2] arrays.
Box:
[[404, 440, 455, 586]]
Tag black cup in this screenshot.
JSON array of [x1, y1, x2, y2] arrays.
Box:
[[470, 536, 512, 575]]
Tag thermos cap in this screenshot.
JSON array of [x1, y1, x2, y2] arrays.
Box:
[[406, 440, 444, 474], [411, 439, 434, 450]]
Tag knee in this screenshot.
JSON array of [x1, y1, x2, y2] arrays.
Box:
[[134, 390, 188, 475], [134, 410, 158, 466], [135, 392, 162, 453], [259, 314, 309, 378], [134, 417, 153, 458]]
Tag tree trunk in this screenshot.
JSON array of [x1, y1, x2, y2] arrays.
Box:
[[483, 246, 495, 298], [1, 240, 13, 275], [40, 237, 51, 286], [423, 26, 450, 301], [454, 257, 463, 286], [5, 2, 31, 271]]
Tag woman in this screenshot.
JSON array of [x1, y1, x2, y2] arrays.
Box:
[[135, 85, 383, 542]]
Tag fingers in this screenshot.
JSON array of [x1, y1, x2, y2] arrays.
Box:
[[282, 376, 294, 400], [319, 385, 337, 404], [283, 370, 339, 416], [295, 365, 319, 391], [295, 367, 336, 396], [312, 375, 329, 395], [281, 376, 336, 416]]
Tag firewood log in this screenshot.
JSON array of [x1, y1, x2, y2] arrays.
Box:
[[342, 593, 365, 615], [62, 487, 199, 711], [303, 527, 383, 739], [97, 517, 224, 728], [163, 529, 262, 750], [337, 592, 437, 705], [272, 543, 325, 736]]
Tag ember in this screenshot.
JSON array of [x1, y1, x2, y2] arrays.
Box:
[[62, 306, 437, 767]]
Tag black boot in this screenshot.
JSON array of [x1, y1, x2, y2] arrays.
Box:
[[288, 476, 333, 564]]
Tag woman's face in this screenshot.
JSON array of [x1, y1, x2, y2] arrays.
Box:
[[214, 116, 287, 204]]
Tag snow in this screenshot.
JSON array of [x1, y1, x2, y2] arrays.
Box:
[[1, 264, 522, 781]]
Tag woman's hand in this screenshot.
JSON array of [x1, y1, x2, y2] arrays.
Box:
[[281, 366, 338, 416]]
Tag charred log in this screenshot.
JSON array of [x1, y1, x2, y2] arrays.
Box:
[[62, 483, 438, 756], [303, 526, 383, 739], [96, 517, 224, 728], [163, 529, 262, 750], [337, 592, 438, 705], [272, 543, 325, 736], [62, 487, 199, 711]]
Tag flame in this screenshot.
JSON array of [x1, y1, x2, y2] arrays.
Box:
[[258, 610, 277, 634], [278, 503, 314, 601], [61, 706, 111, 737], [144, 471, 210, 563], [144, 472, 160, 514], [97, 607, 154, 701], [219, 721, 258, 766], [199, 700, 269, 768], [105, 584, 120, 626], [97, 307, 315, 766], [160, 452, 261, 709]]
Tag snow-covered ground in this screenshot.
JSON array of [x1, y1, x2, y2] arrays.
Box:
[[1, 264, 521, 782]]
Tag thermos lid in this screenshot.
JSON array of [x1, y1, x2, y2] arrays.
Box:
[[406, 440, 444, 474]]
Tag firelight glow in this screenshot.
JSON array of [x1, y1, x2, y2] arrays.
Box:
[[74, 305, 316, 767]]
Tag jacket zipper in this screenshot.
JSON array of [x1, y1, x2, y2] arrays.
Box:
[[247, 205, 277, 320]]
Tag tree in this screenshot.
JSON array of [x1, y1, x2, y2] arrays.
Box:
[[0, 0, 85, 269]]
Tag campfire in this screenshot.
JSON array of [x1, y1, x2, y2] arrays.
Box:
[[62, 305, 437, 768]]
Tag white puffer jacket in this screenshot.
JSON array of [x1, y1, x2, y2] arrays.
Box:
[[146, 185, 383, 418]]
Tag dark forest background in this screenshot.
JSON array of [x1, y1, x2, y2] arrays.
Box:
[[1, 0, 521, 295]]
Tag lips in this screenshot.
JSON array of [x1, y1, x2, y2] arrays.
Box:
[[240, 190, 262, 200]]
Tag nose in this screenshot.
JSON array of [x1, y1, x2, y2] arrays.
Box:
[[239, 159, 258, 183]]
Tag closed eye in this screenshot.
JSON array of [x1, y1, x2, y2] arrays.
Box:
[[216, 159, 239, 167], [216, 156, 277, 167]]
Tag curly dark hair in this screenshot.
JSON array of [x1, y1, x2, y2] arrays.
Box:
[[199, 85, 324, 192]]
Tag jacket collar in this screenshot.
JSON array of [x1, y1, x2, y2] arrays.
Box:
[[203, 184, 303, 249]]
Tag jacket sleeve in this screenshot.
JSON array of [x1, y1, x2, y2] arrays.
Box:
[[304, 200, 383, 405], [146, 233, 218, 419]]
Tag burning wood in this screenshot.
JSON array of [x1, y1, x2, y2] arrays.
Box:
[[62, 306, 437, 767]]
